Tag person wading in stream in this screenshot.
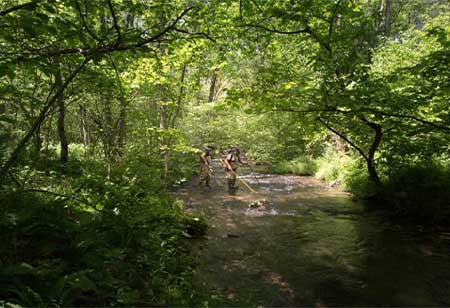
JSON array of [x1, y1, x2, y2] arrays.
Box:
[[198, 145, 215, 189], [222, 145, 247, 194]]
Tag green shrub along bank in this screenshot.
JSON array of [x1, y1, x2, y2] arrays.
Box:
[[272, 156, 318, 176], [272, 149, 450, 225], [0, 154, 206, 307], [381, 163, 450, 224]]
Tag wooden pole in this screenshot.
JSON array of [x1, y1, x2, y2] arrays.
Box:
[[219, 159, 257, 193]]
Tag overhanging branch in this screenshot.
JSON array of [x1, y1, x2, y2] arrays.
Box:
[[317, 117, 368, 161], [270, 107, 450, 132], [241, 23, 332, 54], [173, 27, 216, 42], [0, 1, 39, 16], [12, 6, 195, 61]]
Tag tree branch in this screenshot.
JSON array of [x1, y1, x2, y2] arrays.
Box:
[[242, 23, 311, 35], [242, 23, 332, 54], [132, 6, 194, 48], [271, 107, 450, 132], [328, 0, 342, 40], [271, 107, 340, 114], [361, 108, 450, 132], [74, 0, 101, 42], [107, 0, 122, 44], [173, 27, 216, 42], [0, 1, 39, 16], [317, 117, 368, 161], [12, 6, 194, 61]]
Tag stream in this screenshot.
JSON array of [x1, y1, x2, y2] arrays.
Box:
[[176, 161, 450, 306]]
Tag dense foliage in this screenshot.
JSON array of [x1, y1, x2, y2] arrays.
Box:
[[1, 0, 449, 305]]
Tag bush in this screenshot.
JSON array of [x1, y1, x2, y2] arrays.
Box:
[[0, 172, 201, 306], [342, 160, 380, 197], [383, 162, 450, 223], [273, 155, 318, 175], [315, 147, 352, 184]]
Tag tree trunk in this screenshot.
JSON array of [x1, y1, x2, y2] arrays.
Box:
[[367, 158, 382, 187], [161, 64, 188, 177], [208, 69, 218, 103], [170, 64, 187, 129], [376, 0, 384, 33], [318, 117, 383, 187], [79, 105, 90, 146], [104, 97, 114, 178], [360, 117, 383, 186], [56, 66, 69, 164], [45, 111, 54, 154], [384, 0, 391, 37], [0, 57, 90, 179], [108, 56, 126, 150], [118, 98, 126, 148], [34, 124, 42, 152], [156, 42, 169, 179], [160, 103, 168, 178]]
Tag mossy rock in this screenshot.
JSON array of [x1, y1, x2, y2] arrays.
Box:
[[183, 216, 208, 238]]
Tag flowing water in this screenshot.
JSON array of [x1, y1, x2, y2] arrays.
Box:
[[176, 161, 450, 306]]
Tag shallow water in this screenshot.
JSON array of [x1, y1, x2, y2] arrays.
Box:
[[176, 162, 450, 306]]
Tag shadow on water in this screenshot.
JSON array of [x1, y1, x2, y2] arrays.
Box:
[[176, 161, 450, 306]]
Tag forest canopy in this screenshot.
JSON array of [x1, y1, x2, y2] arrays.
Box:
[[1, 0, 449, 306]]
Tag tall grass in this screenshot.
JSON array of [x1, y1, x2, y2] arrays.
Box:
[[273, 156, 318, 175], [272, 147, 378, 196]]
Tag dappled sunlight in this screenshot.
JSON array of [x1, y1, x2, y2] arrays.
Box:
[[1, 0, 449, 306]]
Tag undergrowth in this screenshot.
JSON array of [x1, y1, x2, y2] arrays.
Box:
[[381, 162, 450, 224], [272, 147, 450, 224], [0, 150, 207, 307]]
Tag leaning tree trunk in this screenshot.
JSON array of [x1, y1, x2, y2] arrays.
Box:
[[0, 58, 90, 179], [55, 66, 68, 164], [360, 117, 383, 187]]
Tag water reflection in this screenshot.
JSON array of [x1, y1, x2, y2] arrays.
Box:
[[179, 164, 450, 306]]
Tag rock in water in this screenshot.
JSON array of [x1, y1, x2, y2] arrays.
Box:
[[248, 199, 269, 208], [227, 233, 240, 238], [329, 180, 340, 188]]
